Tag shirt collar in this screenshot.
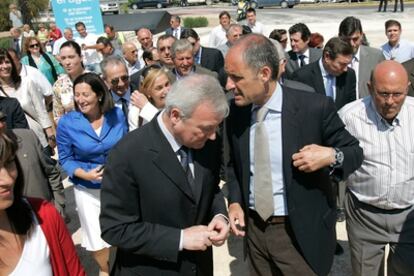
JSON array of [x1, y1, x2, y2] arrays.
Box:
[[252, 84, 283, 114], [319, 58, 331, 78], [157, 110, 182, 153], [354, 47, 361, 62], [368, 96, 402, 127], [297, 48, 310, 59], [111, 87, 131, 103]]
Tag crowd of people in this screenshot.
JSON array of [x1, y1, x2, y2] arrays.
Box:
[[1, 7, 414, 276]]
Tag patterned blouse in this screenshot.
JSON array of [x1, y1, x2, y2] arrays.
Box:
[[53, 74, 76, 123]]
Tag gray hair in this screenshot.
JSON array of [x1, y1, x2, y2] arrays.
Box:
[[269, 38, 285, 63], [226, 24, 242, 36], [235, 34, 279, 80], [122, 41, 137, 54], [63, 28, 73, 34], [171, 39, 193, 58], [165, 74, 229, 119], [100, 56, 128, 79]]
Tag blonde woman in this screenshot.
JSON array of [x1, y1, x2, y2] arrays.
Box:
[[128, 65, 171, 130]]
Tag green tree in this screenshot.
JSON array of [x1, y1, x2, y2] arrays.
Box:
[[0, 0, 49, 31]]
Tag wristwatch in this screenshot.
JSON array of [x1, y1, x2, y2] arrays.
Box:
[[331, 147, 344, 168]]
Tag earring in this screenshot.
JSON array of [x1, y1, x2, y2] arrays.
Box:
[[99, 98, 102, 102]]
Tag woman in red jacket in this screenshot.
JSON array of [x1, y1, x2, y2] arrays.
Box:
[[0, 130, 85, 276]]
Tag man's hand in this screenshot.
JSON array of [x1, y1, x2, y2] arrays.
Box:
[[292, 144, 335, 173], [182, 225, 216, 251], [207, 215, 230, 246], [131, 90, 149, 109], [228, 203, 246, 237]]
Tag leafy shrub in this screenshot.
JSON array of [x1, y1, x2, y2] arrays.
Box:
[[183, 17, 209, 28]]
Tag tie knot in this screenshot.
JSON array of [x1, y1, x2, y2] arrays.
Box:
[[256, 106, 268, 123], [298, 55, 305, 61]]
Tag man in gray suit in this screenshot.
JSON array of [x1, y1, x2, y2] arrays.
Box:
[[169, 39, 218, 83], [285, 23, 322, 79], [339, 16, 385, 99]]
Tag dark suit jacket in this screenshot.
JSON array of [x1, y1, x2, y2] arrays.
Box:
[[225, 86, 363, 276], [357, 45, 385, 98], [165, 26, 187, 37], [0, 96, 29, 129], [402, 58, 414, 97], [285, 47, 322, 79], [291, 61, 356, 110], [200, 47, 224, 74], [100, 117, 227, 276]]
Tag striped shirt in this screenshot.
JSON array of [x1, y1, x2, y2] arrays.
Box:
[[339, 96, 414, 210]]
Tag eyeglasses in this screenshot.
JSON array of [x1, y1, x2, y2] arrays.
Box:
[[29, 43, 39, 49], [110, 75, 129, 86], [375, 91, 406, 99]]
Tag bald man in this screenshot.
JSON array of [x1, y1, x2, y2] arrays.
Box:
[[339, 60, 414, 276], [122, 42, 141, 76], [136, 28, 154, 68]]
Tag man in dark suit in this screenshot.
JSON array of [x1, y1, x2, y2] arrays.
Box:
[[339, 16, 385, 99], [0, 96, 28, 129], [292, 37, 356, 110], [402, 58, 414, 96], [169, 39, 218, 83], [285, 23, 322, 79], [165, 15, 186, 39], [100, 74, 230, 275], [224, 34, 363, 276], [181, 28, 224, 75], [9, 27, 26, 57]]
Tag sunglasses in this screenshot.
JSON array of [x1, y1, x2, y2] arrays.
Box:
[[110, 75, 129, 86], [29, 43, 40, 49]]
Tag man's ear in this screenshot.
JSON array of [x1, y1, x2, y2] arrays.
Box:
[[169, 107, 182, 125], [259, 66, 272, 83]]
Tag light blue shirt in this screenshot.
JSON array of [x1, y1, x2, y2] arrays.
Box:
[[319, 59, 336, 101], [381, 39, 414, 63], [249, 85, 287, 216], [111, 88, 131, 110]]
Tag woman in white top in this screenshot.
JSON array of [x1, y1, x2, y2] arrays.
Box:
[[0, 49, 55, 156], [128, 65, 172, 130], [0, 130, 85, 276]]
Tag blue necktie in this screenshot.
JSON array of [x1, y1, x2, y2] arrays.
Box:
[[325, 75, 334, 99]]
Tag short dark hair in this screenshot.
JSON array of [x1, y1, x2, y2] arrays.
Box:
[[157, 34, 176, 49], [73, 73, 114, 114], [269, 29, 287, 42], [246, 7, 256, 14], [219, 11, 231, 19], [338, 16, 363, 37], [96, 36, 112, 48], [242, 25, 252, 35], [75, 21, 85, 29], [180, 28, 199, 40], [143, 47, 158, 63], [60, 40, 82, 57], [171, 15, 181, 23], [235, 34, 279, 80], [385, 19, 401, 30], [288, 23, 311, 41], [104, 24, 114, 31], [323, 37, 353, 60]]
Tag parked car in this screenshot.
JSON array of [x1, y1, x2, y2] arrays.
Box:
[[256, 0, 299, 8], [100, 1, 119, 14], [129, 0, 171, 9]]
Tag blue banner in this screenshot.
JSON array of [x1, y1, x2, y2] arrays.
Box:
[[51, 0, 104, 36]]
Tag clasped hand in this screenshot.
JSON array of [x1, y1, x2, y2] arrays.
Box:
[[292, 144, 335, 172]]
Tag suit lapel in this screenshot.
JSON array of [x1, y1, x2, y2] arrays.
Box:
[[281, 88, 301, 189], [312, 63, 326, 95], [150, 120, 196, 202]]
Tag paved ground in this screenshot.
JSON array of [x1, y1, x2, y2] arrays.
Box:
[[63, 4, 413, 275]]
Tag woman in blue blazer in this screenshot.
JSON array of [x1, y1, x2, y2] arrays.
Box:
[[56, 73, 127, 275]]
